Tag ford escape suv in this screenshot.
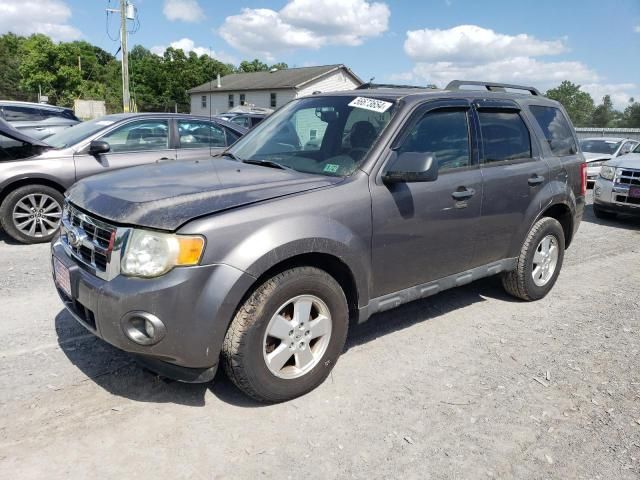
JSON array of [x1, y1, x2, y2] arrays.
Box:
[[51, 81, 586, 402]]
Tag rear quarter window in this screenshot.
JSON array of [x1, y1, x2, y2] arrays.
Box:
[[529, 105, 577, 156]]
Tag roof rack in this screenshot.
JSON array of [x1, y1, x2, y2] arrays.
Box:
[[356, 82, 438, 90], [445, 80, 541, 96]]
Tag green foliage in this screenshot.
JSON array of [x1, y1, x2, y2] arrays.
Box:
[[591, 95, 617, 127], [545, 81, 595, 127], [0, 33, 285, 114]]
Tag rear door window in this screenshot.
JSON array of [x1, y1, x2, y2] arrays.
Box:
[[177, 120, 227, 148], [529, 105, 577, 156], [478, 111, 532, 163]]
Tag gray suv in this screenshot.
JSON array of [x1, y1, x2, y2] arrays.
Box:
[[0, 101, 80, 139], [51, 81, 586, 402]]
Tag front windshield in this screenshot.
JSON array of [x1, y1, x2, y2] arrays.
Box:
[[579, 139, 621, 155], [46, 117, 117, 149], [230, 95, 397, 176]]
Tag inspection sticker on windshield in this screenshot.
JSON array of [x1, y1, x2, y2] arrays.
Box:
[[348, 97, 393, 113], [323, 164, 340, 173]]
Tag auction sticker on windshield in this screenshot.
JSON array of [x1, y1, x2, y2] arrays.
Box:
[[348, 97, 393, 113]]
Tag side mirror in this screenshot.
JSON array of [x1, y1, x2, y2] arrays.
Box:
[[382, 151, 438, 183], [88, 140, 110, 155]]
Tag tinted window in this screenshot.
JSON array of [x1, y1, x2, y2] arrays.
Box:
[[225, 128, 240, 144], [619, 141, 635, 155], [398, 110, 471, 171], [0, 132, 40, 160], [231, 116, 249, 128], [529, 106, 577, 156], [579, 139, 621, 155], [178, 120, 227, 148], [479, 111, 531, 163], [100, 120, 169, 152], [2, 106, 42, 122]]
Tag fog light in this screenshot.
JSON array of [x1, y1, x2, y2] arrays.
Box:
[[594, 186, 601, 197], [121, 311, 166, 346]]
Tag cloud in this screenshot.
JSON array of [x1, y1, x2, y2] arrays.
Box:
[[163, 0, 205, 23], [581, 83, 639, 110], [0, 0, 81, 41], [404, 25, 567, 63], [392, 57, 599, 90], [219, 0, 390, 60], [151, 38, 237, 64], [390, 24, 640, 109], [634, 25, 640, 33]]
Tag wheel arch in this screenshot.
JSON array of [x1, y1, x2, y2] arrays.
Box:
[[539, 202, 574, 248], [0, 176, 67, 208]]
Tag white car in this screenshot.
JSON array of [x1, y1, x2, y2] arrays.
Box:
[[593, 152, 640, 218], [580, 137, 639, 182]]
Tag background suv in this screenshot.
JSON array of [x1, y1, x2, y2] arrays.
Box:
[[52, 81, 586, 402], [580, 137, 639, 182], [0, 101, 80, 139], [0, 114, 246, 244]]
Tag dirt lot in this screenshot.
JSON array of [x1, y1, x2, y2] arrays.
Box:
[[0, 195, 639, 480]]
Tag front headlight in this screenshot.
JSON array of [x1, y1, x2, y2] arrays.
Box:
[[600, 166, 616, 181], [589, 161, 605, 167], [121, 229, 205, 278]]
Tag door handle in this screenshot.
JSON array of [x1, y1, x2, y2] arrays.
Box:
[[451, 187, 476, 200], [528, 174, 545, 186], [156, 157, 172, 162]]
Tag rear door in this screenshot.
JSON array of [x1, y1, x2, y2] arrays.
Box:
[[370, 99, 483, 297], [73, 118, 176, 180], [472, 99, 550, 266], [175, 119, 230, 161]]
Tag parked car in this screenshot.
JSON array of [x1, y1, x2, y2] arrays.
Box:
[[52, 81, 585, 402], [592, 151, 640, 218], [228, 113, 267, 129], [0, 114, 246, 244], [579, 137, 639, 182], [0, 101, 81, 139]]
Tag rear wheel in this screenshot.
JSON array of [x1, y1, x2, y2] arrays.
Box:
[[502, 217, 565, 301], [222, 267, 349, 402], [0, 185, 64, 244]]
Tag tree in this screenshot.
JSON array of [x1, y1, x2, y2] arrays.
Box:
[[622, 101, 640, 128], [591, 95, 616, 127], [545, 81, 595, 127], [238, 59, 288, 73]]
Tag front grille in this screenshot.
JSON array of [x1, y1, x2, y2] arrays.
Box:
[[61, 203, 118, 277], [615, 195, 640, 205], [617, 168, 640, 187]]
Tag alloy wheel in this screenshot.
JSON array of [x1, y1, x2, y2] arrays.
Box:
[[532, 234, 559, 287], [12, 193, 62, 238]]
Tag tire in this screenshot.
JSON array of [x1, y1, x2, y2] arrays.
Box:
[[0, 185, 64, 244], [502, 217, 565, 301], [593, 204, 616, 220], [222, 267, 349, 402]]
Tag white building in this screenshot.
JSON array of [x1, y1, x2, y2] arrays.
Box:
[[188, 64, 362, 115]]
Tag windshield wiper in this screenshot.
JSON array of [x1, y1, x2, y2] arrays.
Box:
[[242, 159, 292, 170]]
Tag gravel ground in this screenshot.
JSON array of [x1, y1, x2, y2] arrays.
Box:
[[0, 194, 639, 480]]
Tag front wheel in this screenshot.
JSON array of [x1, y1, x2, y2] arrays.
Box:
[[0, 185, 64, 244], [222, 267, 349, 402], [502, 217, 565, 301]]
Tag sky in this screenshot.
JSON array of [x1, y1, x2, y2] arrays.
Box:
[[0, 0, 639, 109]]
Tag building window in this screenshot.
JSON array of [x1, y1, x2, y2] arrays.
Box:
[[239, 93, 246, 106], [201, 95, 207, 109], [270, 92, 277, 108], [228, 94, 234, 108]]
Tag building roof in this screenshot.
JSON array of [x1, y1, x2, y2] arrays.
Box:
[[188, 64, 362, 94]]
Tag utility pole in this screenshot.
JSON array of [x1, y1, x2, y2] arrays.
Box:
[[119, 0, 131, 113]]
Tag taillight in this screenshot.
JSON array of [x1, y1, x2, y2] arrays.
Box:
[[580, 162, 587, 196]]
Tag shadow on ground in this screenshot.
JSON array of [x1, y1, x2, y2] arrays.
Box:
[[55, 274, 514, 408], [582, 202, 640, 231]]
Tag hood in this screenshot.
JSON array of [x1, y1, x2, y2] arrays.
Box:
[[0, 118, 50, 147], [582, 152, 612, 163], [66, 158, 342, 230], [605, 152, 640, 169]]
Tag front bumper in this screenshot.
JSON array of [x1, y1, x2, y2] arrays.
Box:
[[593, 177, 640, 216], [51, 238, 256, 382]]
